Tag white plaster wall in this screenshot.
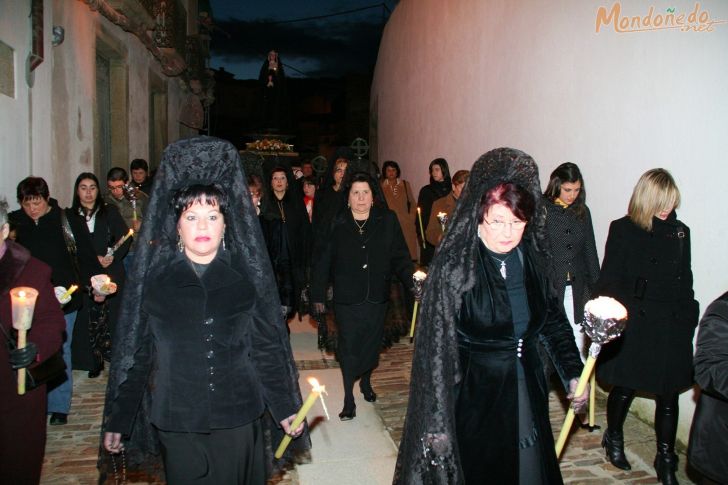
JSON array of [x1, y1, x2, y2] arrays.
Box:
[[372, 0, 728, 445], [1, 0, 190, 208]]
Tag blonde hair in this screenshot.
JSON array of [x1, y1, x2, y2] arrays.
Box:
[[628, 168, 680, 231]]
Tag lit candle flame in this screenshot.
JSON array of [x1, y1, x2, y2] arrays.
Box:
[[18, 290, 26, 298], [307, 377, 329, 419], [413, 270, 427, 280]]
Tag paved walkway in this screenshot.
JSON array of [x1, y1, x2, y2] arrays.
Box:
[[40, 315, 696, 484]]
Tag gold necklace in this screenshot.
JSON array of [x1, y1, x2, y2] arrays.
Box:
[[353, 217, 368, 234]]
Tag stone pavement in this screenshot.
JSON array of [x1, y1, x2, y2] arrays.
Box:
[[40, 316, 697, 484]]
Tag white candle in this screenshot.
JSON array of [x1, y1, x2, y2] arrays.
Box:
[[10, 287, 39, 395]]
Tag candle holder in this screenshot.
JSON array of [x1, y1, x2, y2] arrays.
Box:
[[555, 296, 627, 458], [10, 287, 39, 395], [436, 212, 448, 233], [409, 270, 427, 339], [123, 183, 139, 221]]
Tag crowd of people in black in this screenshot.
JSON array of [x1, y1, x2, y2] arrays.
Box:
[[1, 139, 726, 485]]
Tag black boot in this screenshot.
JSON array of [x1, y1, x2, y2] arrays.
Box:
[[654, 392, 680, 484], [603, 387, 635, 470], [602, 429, 631, 470], [654, 448, 679, 485]]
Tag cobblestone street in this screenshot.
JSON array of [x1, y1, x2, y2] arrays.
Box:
[[41, 323, 695, 484]]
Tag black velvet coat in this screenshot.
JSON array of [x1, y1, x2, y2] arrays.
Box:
[[455, 241, 583, 484], [689, 292, 728, 484], [595, 214, 698, 395], [106, 251, 299, 435]]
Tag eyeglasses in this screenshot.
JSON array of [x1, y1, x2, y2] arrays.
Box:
[[107, 184, 125, 192], [483, 219, 527, 231]]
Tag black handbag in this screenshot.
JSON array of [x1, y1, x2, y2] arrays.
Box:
[[1, 320, 67, 390]]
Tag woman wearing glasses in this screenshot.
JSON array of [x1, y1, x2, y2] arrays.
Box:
[[394, 148, 586, 484]]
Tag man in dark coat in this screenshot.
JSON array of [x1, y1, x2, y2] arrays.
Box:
[[689, 292, 728, 484], [1, 199, 66, 484]]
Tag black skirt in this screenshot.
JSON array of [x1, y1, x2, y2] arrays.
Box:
[[334, 302, 387, 377]]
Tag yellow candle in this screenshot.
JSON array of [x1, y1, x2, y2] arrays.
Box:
[[555, 356, 597, 458], [10, 287, 39, 395], [417, 207, 426, 248], [409, 300, 419, 338], [589, 371, 596, 427], [60, 285, 78, 301], [275, 377, 325, 459]]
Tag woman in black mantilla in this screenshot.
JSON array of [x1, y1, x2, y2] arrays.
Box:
[[416, 158, 452, 266], [394, 148, 587, 484], [311, 172, 413, 420], [100, 137, 308, 484]]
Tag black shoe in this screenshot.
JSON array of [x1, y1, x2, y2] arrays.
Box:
[[362, 388, 377, 403], [338, 406, 356, 421], [49, 413, 68, 425], [602, 429, 631, 470], [88, 368, 102, 378], [654, 450, 679, 484]]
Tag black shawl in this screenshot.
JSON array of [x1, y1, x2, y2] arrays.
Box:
[[98, 136, 308, 481]]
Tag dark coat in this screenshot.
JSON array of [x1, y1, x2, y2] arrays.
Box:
[[66, 204, 129, 370], [9, 201, 82, 313], [595, 214, 698, 395], [543, 200, 600, 320], [260, 191, 310, 313], [689, 292, 728, 484], [455, 242, 583, 484], [311, 206, 414, 305], [417, 182, 451, 266], [0, 241, 65, 484], [106, 251, 299, 435]]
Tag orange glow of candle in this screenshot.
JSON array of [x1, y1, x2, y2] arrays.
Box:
[[10, 287, 39, 395]]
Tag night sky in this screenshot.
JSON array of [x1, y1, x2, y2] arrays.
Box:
[[208, 1, 396, 80]]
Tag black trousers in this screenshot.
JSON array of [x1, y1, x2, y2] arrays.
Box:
[[157, 420, 265, 485]]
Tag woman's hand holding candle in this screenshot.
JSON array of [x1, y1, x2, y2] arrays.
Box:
[[280, 414, 305, 438]]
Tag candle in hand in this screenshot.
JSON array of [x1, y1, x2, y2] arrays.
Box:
[[275, 377, 325, 459], [10, 287, 39, 395], [59, 284, 78, 302]]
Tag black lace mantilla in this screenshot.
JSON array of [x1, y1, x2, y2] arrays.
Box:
[[393, 147, 547, 484], [97, 136, 309, 482]]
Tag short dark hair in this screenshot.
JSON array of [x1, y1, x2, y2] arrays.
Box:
[[269, 166, 288, 180], [302, 176, 317, 187], [172, 183, 229, 220], [130, 159, 149, 172], [479, 183, 535, 224], [107, 167, 129, 183], [16, 177, 50, 203], [382, 160, 401, 178]]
